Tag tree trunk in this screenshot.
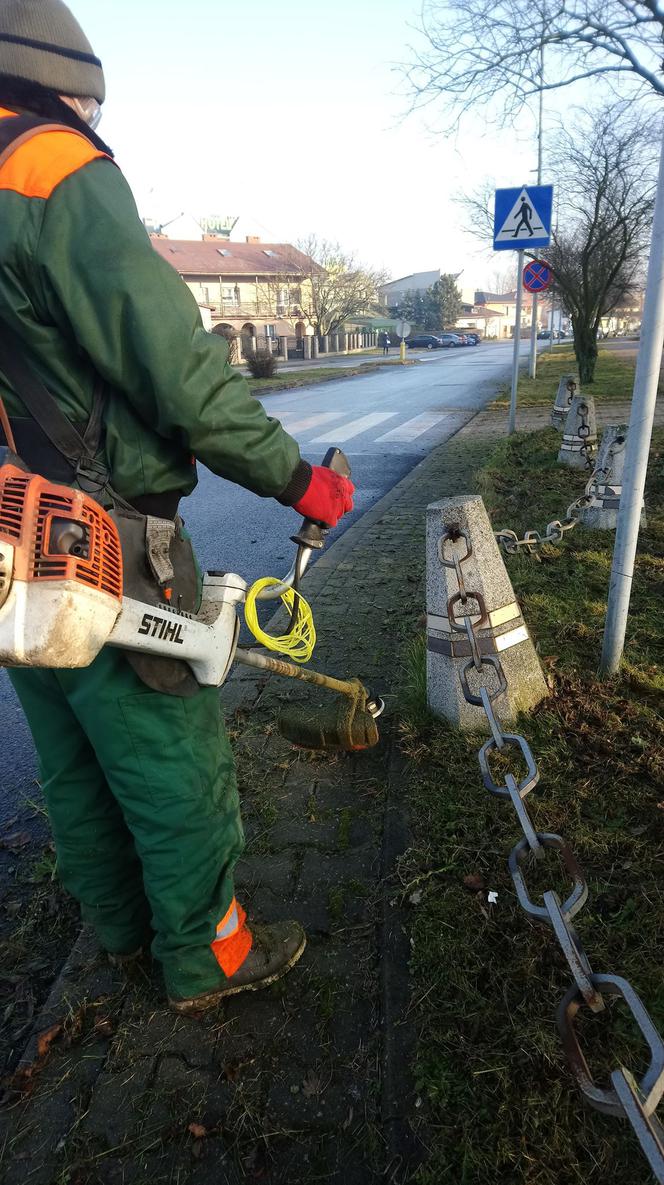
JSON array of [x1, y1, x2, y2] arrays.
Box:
[[573, 317, 599, 384]]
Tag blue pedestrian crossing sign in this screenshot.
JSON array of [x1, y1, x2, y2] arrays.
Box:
[[493, 184, 554, 251]]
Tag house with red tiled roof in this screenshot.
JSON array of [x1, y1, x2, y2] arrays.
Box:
[[150, 235, 319, 345]]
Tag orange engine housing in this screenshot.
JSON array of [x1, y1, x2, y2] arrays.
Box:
[[0, 462, 122, 597], [0, 463, 123, 669]]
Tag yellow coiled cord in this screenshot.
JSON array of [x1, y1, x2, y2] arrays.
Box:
[[244, 577, 316, 663]]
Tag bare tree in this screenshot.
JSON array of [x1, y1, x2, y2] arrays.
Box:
[[546, 107, 655, 379], [280, 236, 388, 336], [407, 0, 664, 125], [459, 106, 656, 381]]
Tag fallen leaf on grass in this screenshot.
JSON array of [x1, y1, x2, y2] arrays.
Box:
[[191, 1140, 204, 1159], [463, 874, 485, 892], [188, 1122, 207, 1139], [36, 1021, 63, 1059]]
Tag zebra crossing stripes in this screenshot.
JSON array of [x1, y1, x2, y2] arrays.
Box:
[[272, 406, 463, 448], [309, 411, 396, 443], [375, 411, 452, 443], [276, 411, 343, 434]]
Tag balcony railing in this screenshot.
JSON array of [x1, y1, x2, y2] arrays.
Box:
[[211, 303, 303, 320]]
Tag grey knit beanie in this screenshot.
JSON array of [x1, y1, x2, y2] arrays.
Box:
[[0, 0, 104, 102]]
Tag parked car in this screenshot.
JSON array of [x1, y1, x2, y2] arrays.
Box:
[[465, 333, 480, 345], [406, 334, 448, 350], [438, 333, 461, 347], [455, 333, 469, 346]]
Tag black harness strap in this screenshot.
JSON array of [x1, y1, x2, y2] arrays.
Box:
[[0, 323, 108, 489]]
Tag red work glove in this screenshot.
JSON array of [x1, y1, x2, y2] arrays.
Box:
[[292, 465, 355, 528]]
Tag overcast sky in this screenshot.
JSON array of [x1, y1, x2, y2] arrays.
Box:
[[75, 0, 566, 292]]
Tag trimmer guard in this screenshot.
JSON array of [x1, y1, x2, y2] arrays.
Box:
[[278, 679, 380, 752]]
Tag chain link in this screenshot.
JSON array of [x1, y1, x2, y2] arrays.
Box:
[[494, 446, 615, 557], [438, 527, 664, 1181], [577, 400, 596, 471]]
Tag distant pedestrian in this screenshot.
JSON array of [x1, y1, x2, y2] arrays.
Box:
[[383, 334, 391, 356]]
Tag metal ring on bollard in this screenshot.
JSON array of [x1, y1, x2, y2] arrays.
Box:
[[460, 654, 507, 707], [508, 833, 588, 921], [447, 588, 488, 633]]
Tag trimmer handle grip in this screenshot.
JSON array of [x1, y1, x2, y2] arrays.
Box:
[[291, 447, 352, 550]]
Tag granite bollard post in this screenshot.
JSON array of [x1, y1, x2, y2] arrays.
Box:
[[551, 374, 580, 430], [303, 336, 312, 361], [576, 424, 646, 530], [426, 495, 549, 731], [558, 394, 597, 469]]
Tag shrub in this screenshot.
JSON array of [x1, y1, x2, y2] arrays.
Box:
[[246, 350, 278, 379]]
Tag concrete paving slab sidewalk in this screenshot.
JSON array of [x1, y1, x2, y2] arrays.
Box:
[[2, 399, 662, 1185]]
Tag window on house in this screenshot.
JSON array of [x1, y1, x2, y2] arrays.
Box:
[[263, 249, 278, 258], [265, 324, 276, 337], [217, 248, 231, 257], [291, 287, 302, 306], [222, 286, 238, 304]]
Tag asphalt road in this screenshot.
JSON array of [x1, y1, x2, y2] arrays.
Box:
[[0, 339, 528, 830]]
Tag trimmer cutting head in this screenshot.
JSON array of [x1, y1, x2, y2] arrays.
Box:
[[277, 679, 383, 752]]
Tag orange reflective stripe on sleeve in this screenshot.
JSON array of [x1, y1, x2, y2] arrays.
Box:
[[211, 898, 252, 977], [0, 110, 108, 199]]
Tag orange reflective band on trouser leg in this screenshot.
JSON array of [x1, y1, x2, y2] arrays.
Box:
[[211, 897, 252, 977]]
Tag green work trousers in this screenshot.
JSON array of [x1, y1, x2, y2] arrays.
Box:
[[9, 646, 245, 999]]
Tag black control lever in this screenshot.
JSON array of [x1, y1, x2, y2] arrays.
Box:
[[291, 447, 352, 550]]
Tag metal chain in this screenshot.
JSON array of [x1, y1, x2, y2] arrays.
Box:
[[438, 526, 664, 1181], [494, 447, 613, 557], [577, 400, 596, 471]]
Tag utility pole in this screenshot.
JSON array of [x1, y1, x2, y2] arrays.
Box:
[[528, 42, 545, 379], [600, 127, 664, 674], [509, 250, 525, 434]]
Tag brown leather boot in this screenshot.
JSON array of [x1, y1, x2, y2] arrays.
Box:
[[168, 920, 306, 1014]]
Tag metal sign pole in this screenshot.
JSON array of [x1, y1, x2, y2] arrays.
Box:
[[528, 44, 545, 380], [509, 251, 525, 434], [600, 125, 664, 674]]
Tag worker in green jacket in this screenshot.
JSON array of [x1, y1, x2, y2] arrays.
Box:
[[0, 0, 354, 1012]]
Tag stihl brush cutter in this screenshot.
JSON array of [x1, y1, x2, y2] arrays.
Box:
[[0, 446, 383, 752]]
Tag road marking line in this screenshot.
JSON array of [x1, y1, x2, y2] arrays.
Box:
[[375, 412, 452, 442], [278, 411, 346, 433], [310, 412, 397, 443]]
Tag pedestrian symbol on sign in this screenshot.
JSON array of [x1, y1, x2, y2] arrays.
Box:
[[493, 184, 553, 251], [495, 187, 546, 243], [513, 196, 533, 238]]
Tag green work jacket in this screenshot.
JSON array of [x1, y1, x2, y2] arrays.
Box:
[[0, 108, 303, 503]]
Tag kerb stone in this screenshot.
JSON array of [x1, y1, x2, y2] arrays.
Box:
[[426, 495, 549, 731], [551, 373, 580, 430], [576, 424, 646, 530], [558, 393, 597, 469]]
